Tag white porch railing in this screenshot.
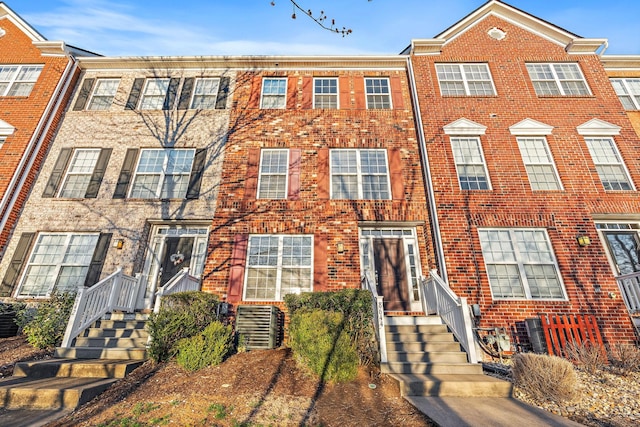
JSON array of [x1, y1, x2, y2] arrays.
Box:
[[153, 268, 201, 313], [361, 274, 388, 364], [420, 269, 479, 364], [617, 272, 640, 314], [61, 268, 142, 348]]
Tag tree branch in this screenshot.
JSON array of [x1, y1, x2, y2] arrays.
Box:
[[271, 1, 371, 36]]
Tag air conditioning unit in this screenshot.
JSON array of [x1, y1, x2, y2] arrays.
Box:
[[525, 317, 548, 354], [235, 305, 280, 350]]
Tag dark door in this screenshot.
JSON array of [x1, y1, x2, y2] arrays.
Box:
[[603, 231, 640, 275], [159, 237, 194, 286], [374, 238, 410, 311]]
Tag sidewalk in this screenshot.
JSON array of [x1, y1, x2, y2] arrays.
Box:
[[0, 408, 71, 427]]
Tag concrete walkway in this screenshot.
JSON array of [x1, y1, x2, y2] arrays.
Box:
[[0, 408, 71, 427], [407, 396, 583, 427]]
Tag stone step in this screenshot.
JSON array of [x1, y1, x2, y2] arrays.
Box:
[[386, 351, 469, 363], [384, 316, 443, 326], [386, 340, 463, 353], [73, 337, 148, 348], [385, 331, 456, 342], [103, 312, 149, 321], [94, 320, 147, 330], [0, 376, 118, 409], [389, 373, 513, 397], [54, 347, 147, 360], [82, 327, 149, 339], [385, 324, 450, 334], [13, 359, 144, 379], [382, 362, 483, 375]]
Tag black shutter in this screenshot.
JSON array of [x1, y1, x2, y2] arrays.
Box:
[[178, 77, 195, 110], [215, 77, 230, 109], [0, 233, 35, 297], [85, 148, 112, 198], [113, 149, 139, 199], [42, 148, 72, 198], [125, 78, 144, 110], [163, 78, 180, 110], [186, 149, 207, 199], [73, 78, 95, 111], [84, 233, 112, 287]]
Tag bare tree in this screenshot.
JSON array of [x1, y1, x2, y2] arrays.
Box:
[[271, 0, 372, 36]]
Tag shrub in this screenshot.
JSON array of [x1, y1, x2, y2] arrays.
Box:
[[175, 321, 234, 371], [147, 291, 220, 362], [17, 292, 76, 349], [564, 341, 607, 374], [512, 353, 577, 403], [608, 343, 640, 376], [288, 309, 358, 382], [284, 289, 377, 366]]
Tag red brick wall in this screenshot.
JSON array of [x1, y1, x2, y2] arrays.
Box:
[[0, 19, 72, 256], [411, 15, 638, 346]]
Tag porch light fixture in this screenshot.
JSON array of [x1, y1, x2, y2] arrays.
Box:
[[113, 239, 124, 249], [576, 235, 591, 247], [336, 242, 345, 253]]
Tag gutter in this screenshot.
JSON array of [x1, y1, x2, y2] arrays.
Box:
[[406, 56, 448, 283], [0, 57, 78, 251]]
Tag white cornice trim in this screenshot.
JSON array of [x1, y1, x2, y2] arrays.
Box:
[[577, 118, 621, 136], [601, 55, 640, 70], [509, 118, 553, 136], [0, 118, 14, 136], [443, 118, 487, 135]]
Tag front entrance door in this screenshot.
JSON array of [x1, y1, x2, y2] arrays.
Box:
[[602, 231, 640, 276], [159, 237, 194, 286], [374, 238, 410, 311]]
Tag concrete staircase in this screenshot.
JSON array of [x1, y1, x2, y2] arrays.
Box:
[[0, 312, 148, 410], [382, 315, 512, 397]]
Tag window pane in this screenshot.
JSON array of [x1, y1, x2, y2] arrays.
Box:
[[526, 63, 589, 96], [314, 78, 337, 109], [451, 138, 489, 190], [365, 78, 391, 109], [330, 149, 390, 199], [261, 78, 287, 109], [585, 138, 632, 191], [139, 79, 169, 110], [88, 79, 119, 110], [60, 149, 100, 198], [191, 78, 220, 109], [517, 137, 561, 190], [258, 149, 288, 199]]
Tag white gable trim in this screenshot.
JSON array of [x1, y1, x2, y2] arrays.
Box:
[[0, 4, 46, 42], [576, 119, 621, 136], [509, 118, 553, 136], [0, 118, 15, 136], [443, 118, 487, 135]]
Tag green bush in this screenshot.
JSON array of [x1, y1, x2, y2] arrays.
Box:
[[17, 292, 76, 349], [175, 321, 234, 371], [147, 291, 220, 362], [512, 353, 577, 403], [284, 289, 376, 366], [289, 309, 358, 382]]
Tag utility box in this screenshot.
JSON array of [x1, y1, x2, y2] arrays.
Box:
[[235, 305, 280, 350], [525, 317, 547, 354]]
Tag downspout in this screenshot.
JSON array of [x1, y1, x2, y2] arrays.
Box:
[[0, 55, 78, 248], [406, 56, 448, 283]]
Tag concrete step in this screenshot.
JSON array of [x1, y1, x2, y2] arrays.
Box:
[[385, 316, 443, 326], [0, 376, 118, 409], [82, 327, 149, 339], [386, 324, 450, 334], [382, 362, 483, 375], [103, 312, 149, 321], [93, 320, 147, 330], [386, 340, 463, 353], [385, 331, 456, 342], [13, 359, 144, 379], [54, 347, 147, 360], [390, 373, 513, 397], [386, 351, 469, 363], [73, 337, 148, 348]]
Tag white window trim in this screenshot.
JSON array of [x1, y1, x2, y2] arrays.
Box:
[[479, 228, 567, 301], [0, 64, 43, 97], [260, 77, 288, 109], [526, 63, 592, 96], [58, 148, 101, 198], [450, 136, 492, 190], [329, 148, 392, 200], [516, 137, 563, 191], [435, 63, 497, 96], [584, 136, 635, 191], [257, 148, 289, 199], [312, 77, 339, 109], [189, 77, 221, 109], [87, 78, 120, 110], [364, 77, 392, 109], [243, 234, 314, 301], [128, 148, 196, 199], [139, 78, 170, 110], [610, 78, 640, 110]]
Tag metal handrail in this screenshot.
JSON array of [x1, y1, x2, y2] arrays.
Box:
[[420, 269, 479, 363], [361, 274, 387, 364], [61, 268, 142, 348], [616, 271, 640, 314], [153, 267, 201, 313]]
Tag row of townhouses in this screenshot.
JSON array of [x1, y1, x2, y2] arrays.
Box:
[[1, 0, 639, 356]]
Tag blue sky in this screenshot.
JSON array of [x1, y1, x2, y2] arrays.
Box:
[[9, 0, 640, 56]]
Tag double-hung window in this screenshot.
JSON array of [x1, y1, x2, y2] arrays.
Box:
[[610, 78, 640, 110], [139, 78, 170, 110], [517, 137, 561, 190], [450, 137, 490, 190], [435, 64, 496, 96], [526, 63, 590, 96], [59, 149, 101, 198], [18, 233, 99, 297], [260, 78, 287, 109], [244, 235, 313, 300], [365, 78, 391, 109], [258, 149, 289, 199], [478, 228, 565, 300], [0, 65, 43, 96], [330, 149, 390, 199], [130, 149, 195, 198], [314, 78, 338, 109], [190, 78, 220, 109], [584, 137, 633, 191], [87, 79, 119, 110]]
